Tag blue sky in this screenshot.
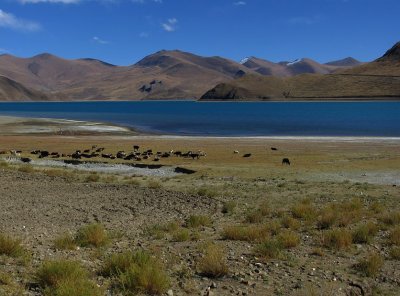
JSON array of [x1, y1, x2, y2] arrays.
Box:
[[0, 0, 399, 65]]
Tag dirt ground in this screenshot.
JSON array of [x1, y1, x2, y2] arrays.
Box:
[[0, 132, 400, 296]]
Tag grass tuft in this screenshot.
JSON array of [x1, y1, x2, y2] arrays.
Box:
[[36, 260, 101, 296], [75, 223, 109, 248], [278, 230, 300, 249], [197, 244, 229, 278], [0, 233, 26, 258], [254, 239, 283, 260], [355, 253, 384, 277], [321, 228, 352, 250], [222, 201, 237, 215], [222, 225, 269, 242], [54, 233, 77, 251], [114, 250, 170, 295], [352, 222, 378, 244], [186, 215, 212, 228], [389, 226, 400, 245]]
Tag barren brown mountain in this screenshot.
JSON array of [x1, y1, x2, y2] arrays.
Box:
[[0, 75, 48, 101], [0, 48, 367, 101], [201, 42, 400, 101], [0, 50, 256, 101]]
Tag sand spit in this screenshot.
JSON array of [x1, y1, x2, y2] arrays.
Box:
[[0, 116, 135, 136]]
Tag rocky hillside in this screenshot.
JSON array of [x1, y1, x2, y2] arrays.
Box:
[[201, 42, 400, 101]]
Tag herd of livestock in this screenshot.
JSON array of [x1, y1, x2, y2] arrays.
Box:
[[1, 145, 207, 163], [1, 146, 291, 165]]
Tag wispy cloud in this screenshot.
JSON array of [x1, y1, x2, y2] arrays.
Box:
[[139, 32, 149, 38], [0, 9, 41, 31], [233, 1, 246, 5], [288, 16, 321, 25], [18, 0, 80, 3], [92, 36, 109, 44], [162, 18, 177, 32]]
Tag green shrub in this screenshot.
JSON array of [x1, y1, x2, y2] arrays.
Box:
[[75, 224, 109, 248]]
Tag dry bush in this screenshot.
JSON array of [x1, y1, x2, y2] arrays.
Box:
[[197, 244, 229, 278], [222, 225, 269, 242], [245, 201, 270, 223], [355, 253, 384, 277], [75, 223, 109, 248], [317, 207, 337, 230], [390, 247, 400, 260], [186, 215, 212, 228], [147, 179, 162, 189], [36, 260, 101, 296], [54, 233, 77, 250], [321, 228, 352, 250], [389, 226, 400, 245], [310, 248, 324, 257], [222, 201, 237, 215], [85, 173, 100, 183], [18, 165, 35, 173], [278, 230, 300, 249], [369, 202, 384, 214], [291, 200, 317, 221], [352, 222, 378, 244]]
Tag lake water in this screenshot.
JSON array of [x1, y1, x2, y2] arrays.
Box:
[[0, 101, 399, 137]]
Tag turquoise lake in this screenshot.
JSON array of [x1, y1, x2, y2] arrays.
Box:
[[0, 101, 399, 137]]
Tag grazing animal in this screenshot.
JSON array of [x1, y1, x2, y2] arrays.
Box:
[[133, 145, 140, 151], [71, 152, 81, 159], [39, 151, 49, 158], [234, 150, 239, 154], [91, 145, 97, 150], [96, 148, 105, 152], [271, 147, 278, 151], [0, 150, 7, 155], [21, 157, 32, 163], [243, 153, 252, 158], [174, 151, 182, 157], [30, 150, 40, 155], [282, 158, 291, 165], [84, 149, 90, 153], [10, 150, 20, 157]]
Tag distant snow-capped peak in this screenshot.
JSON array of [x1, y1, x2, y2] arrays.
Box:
[[286, 58, 302, 66], [240, 57, 251, 64]]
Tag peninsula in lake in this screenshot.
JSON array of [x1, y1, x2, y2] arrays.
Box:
[[0, 42, 399, 101]]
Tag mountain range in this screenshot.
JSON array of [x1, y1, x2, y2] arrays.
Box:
[[0, 42, 399, 101]]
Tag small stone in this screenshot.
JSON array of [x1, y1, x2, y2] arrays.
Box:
[[167, 289, 174, 296], [210, 282, 217, 289]]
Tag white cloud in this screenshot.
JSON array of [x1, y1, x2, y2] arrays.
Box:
[[18, 0, 81, 3], [92, 36, 109, 44], [162, 18, 177, 32], [139, 32, 149, 38], [0, 9, 41, 31], [233, 1, 246, 5]]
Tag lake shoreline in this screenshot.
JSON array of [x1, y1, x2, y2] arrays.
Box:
[[1, 115, 400, 141]]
